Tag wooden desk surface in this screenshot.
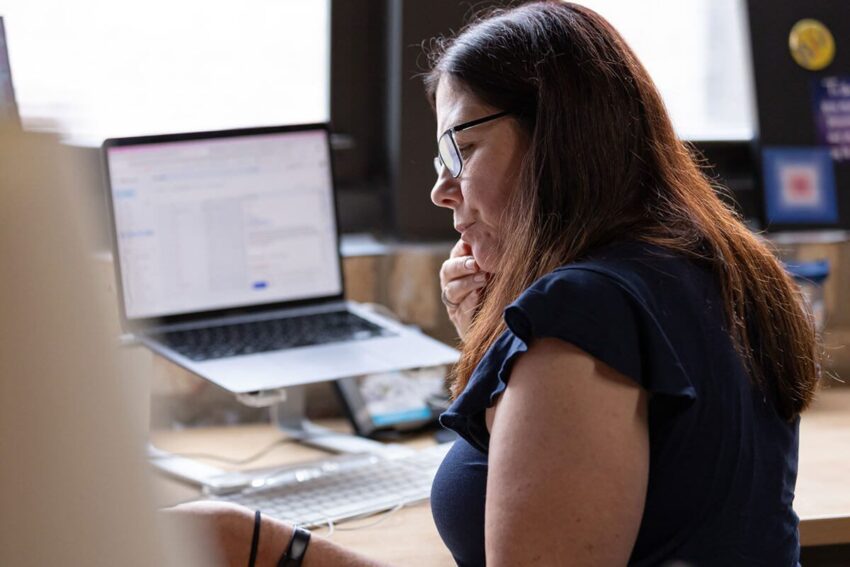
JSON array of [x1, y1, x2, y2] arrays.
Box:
[[151, 388, 850, 564], [151, 422, 455, 566], [796, 387, 850, 546]]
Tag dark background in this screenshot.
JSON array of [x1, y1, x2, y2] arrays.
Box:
[[747, 0, 850, 232]]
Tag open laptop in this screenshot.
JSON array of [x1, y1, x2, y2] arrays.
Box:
[[102, 123, 458, 395]]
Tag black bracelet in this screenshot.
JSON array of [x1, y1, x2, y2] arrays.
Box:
[[277, 526, 311, 567], [248, 510, 261, 567]]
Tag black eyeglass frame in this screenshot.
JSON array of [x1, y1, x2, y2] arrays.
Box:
[[434, 110, 511, 178]]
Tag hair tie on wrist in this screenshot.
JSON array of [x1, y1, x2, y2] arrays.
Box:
[[278, 526, 312, 567], [248, 510, 261, 567]]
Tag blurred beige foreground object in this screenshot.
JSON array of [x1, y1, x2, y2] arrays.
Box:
[[0, 125, 213, 566]]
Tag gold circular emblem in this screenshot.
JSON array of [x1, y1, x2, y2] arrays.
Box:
[[789, 19, 836, 71]]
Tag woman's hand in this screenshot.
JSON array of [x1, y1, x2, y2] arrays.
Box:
[[440, 240, 487, 340]]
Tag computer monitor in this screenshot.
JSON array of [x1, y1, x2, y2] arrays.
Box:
[[0, 17, 19, 127]]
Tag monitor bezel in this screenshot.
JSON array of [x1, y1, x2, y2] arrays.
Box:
[[102, 123, 346, 334]]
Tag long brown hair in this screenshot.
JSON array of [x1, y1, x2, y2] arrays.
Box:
[[424, 1, 819, 420]]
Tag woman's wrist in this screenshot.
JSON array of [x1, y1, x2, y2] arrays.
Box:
[[256, 515, 294, 566]]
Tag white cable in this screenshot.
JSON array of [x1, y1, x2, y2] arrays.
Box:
[[334, 502, 406, 531], [317, 502, 406, 539], [148, 437, 293, 466]]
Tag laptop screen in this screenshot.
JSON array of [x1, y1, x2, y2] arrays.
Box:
[[106, 127, 343, 320]]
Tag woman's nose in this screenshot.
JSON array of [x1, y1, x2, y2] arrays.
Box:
[[431, 168, 461, 209]]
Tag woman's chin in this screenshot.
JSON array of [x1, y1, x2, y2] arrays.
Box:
[[470, 243, 499, 274]]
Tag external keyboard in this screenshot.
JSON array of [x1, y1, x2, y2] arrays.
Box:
[[156, 310, 395, 361], [208, 442, 453, 527]]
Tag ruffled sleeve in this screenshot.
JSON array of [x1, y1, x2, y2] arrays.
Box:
[[439, 266, 697, 453]]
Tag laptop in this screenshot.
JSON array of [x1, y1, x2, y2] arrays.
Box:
[[102, 123, 458, 395]]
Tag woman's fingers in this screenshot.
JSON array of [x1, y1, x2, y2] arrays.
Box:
[[443, 272, 487, 309], [441, 241, 479, 289], [449, 238, 471, 259], [440, 255, 479, 289], [456, 287, 480, 315], [441, 239, 484, 339], [448, 284, 482, 340]]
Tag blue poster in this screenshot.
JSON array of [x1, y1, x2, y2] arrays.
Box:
[[762, 147, 838, 224], [812, 76, 850, 162]]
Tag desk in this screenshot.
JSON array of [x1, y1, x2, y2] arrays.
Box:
[[151, 388, 850, 565], [796, 387, 850, 546], [151, 422, 455, 566]]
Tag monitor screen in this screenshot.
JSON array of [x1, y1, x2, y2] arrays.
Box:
[[106, 128, 342, 319]]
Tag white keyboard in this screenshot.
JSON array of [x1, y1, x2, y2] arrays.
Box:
[[207, 442, 453, 527]]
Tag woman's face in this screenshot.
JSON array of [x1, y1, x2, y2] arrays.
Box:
[[431, 78, 528, 273]]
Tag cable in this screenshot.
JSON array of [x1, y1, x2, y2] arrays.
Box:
[[328, 502, 404, 532], [325, 501, 407, 535], [149, 436, 297, 466]]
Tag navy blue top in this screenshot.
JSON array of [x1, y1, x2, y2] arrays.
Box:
[[431, 241, 800, 566]]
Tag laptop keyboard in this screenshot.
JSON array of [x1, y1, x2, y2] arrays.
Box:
[[156, 310, 395, 361]]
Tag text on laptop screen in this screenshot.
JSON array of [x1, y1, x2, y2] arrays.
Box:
[[107, 129, 342, 319]]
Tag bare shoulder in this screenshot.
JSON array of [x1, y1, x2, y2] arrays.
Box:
[[484, 337, 649, 566], [484, 337, 643, 433]]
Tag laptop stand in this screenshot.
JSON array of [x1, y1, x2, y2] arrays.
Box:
[[270, 385, 400, 455], [149, 384, 411, 494]]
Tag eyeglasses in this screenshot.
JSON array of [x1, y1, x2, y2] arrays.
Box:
[[433, 110, 511, 178]]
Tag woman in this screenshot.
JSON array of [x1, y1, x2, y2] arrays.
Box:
[[178, 2, 819, 565]]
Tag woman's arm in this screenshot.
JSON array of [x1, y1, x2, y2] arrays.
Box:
[[164, 501, 393, 567], [485, 338, 649, 566]]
